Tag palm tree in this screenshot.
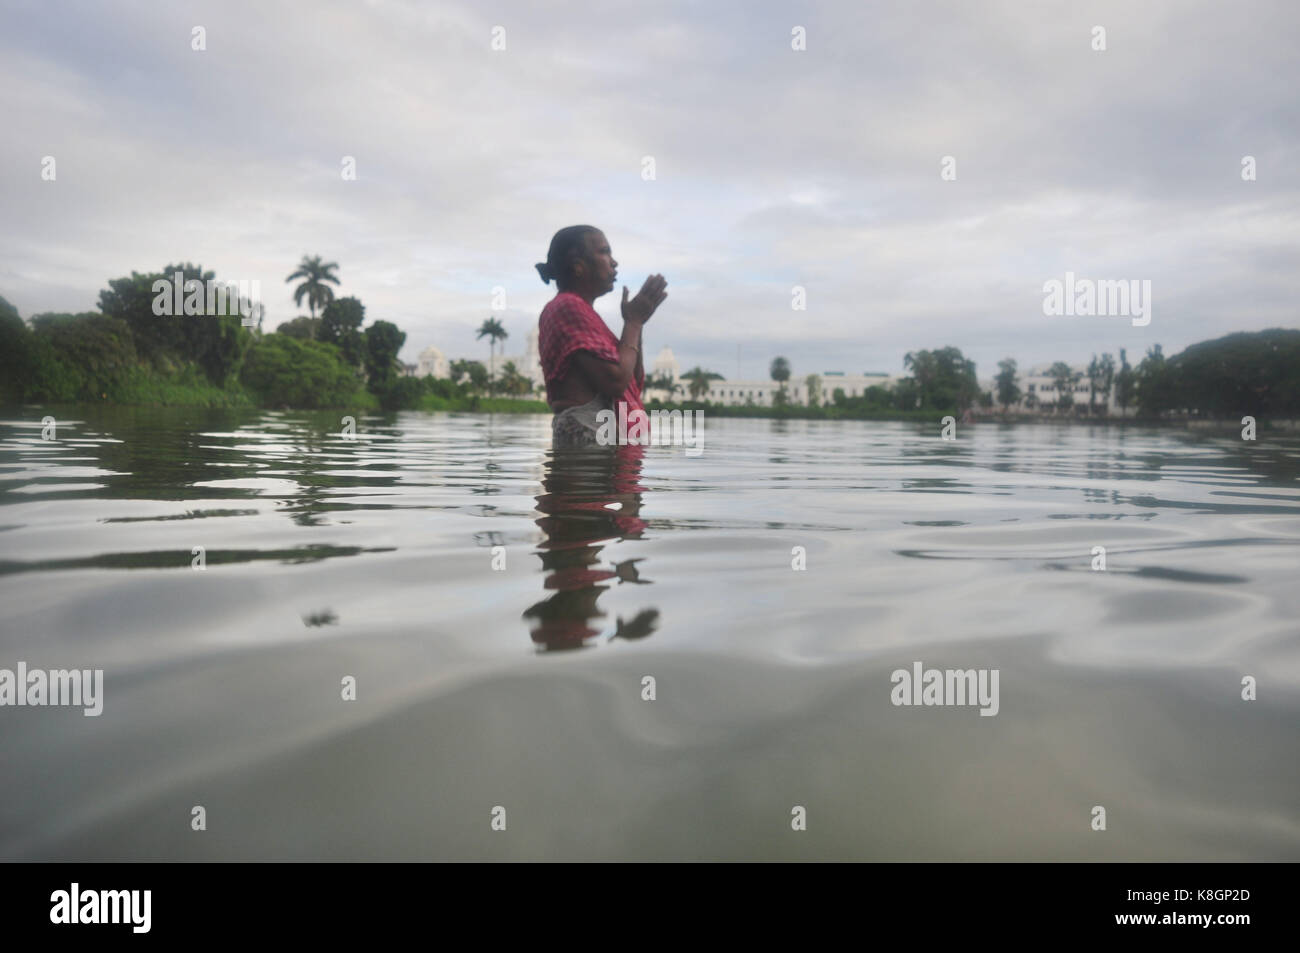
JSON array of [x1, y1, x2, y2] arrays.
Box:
[[645, 372, 683, 399], [681, 366, 722, 401], [285, 255, 341, 319], [476, 318, 508, 391]]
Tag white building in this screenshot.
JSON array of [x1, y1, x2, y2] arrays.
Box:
[[699, 372, 898, 406], [979, 363, 1128, 415], [414, 346, 448, 379], [643, 358, 904, 406], [409, 329, 544, 392], [650, 346, 680, 383]]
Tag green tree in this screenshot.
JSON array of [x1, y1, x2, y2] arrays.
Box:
[[804, 373, 822, 408], [98, 266, 190, 360], [995, 358, 1021, 413], [97, 264, 251, 384], [1162, 329, 1300, 417], [1096, 353, 1116, 415], [450, 359, 489, 392], [1115, 348, 1136, 417], [1087, 354, 1102, 414], [377, 376, 427, 411], [1134, 344, 1173, 417], [499, 361, 532, 396], [0, 299, 81, 402], [892, 376, 920, 411], [360, 317, 417, 410], [645, 371, 682, 398], [903, 347, 978, 411], [476, 318, 508, 392], [902, 350, 936, 403], [0, 295, 35, 403], [240, 335, 361, 408], [276, 316, 321, 340], [681, 366, 722, 401], [285, 255, 340, 319], [319, 296, 366, 367], [770, 356, 791, 402], [1046, 361, 1079, 414], [30, 312, 139, 399], [364, 320, 407, 395], [864, 385, 892, 408], [188, 309, 251, 387]]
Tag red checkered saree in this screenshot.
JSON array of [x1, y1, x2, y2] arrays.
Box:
[[538, 292, 644, 415]]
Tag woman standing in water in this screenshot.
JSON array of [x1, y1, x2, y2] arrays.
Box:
[[535, 226, 667, 448]]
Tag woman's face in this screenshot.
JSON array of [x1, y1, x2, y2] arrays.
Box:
[[580, 231, 618, 295]]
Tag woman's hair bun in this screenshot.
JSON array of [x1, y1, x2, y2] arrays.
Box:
[[535, 262, 552, 284]]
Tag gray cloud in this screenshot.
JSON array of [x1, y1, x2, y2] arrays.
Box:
[[1, 0, 1295, 383]]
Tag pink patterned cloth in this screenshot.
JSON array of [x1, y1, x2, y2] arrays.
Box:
[[538, 292, 643, 414]]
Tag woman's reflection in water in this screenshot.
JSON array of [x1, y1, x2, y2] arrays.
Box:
[[524, 443, 659, 651]]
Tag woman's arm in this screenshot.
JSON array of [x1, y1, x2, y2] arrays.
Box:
[[571, 319, 643, 399], [567, 275, 666, 400]]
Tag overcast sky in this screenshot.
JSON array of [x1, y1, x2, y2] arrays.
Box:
[[3, 0, 1296, 382]]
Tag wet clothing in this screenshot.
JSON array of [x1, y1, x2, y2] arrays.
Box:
[[538, 291, 644, 419], [551, 394, 612, 449]]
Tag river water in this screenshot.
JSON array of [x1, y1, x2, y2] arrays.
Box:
[[1, 406, 1297, 860]]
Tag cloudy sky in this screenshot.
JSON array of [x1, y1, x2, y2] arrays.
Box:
[[2, 0, 1296, 382]]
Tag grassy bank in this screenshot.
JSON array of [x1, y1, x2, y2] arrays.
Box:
[[103, 364, 258, 408]]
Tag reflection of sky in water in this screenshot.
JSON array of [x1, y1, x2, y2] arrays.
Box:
[[0, 407, 1297, 860]]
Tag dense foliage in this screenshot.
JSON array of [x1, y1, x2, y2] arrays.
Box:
[[1147, 329, 1300, 417], [240, 334, 366, 409]]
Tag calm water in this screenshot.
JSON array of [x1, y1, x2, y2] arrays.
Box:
[[1, 405, 1297, 861]]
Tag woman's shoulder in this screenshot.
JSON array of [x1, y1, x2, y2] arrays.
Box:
[[540, 292, 594, 324], [543, 290, 583, 309]]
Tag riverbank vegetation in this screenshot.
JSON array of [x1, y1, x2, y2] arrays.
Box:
[[0, 260, 544, 413], [3, 263, 1296, 424]]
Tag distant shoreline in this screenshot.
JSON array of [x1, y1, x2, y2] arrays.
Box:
[[9, 399, 1296, 432]]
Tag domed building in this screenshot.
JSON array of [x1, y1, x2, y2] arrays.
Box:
[[416, 346, 448, 379], [651, 346, 681, 382]]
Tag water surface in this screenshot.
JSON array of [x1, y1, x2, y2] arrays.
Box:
[[1, 406, 1297, 860]]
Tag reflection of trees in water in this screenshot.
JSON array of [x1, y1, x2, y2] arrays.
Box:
[[56, 405, 419, 530], [523, 445, 659, 652]]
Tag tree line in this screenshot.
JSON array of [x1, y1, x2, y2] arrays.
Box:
[[0, 257, 539, 411], [646, 333, 1300, 419], [3, 265, 1296, 420]]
